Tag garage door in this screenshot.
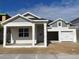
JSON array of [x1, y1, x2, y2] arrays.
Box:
[[61, 31, 74, 41], [47, 32, 58, 41]]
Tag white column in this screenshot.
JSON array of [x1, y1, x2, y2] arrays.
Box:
[[59, 30, 61, 42], [44, 23, 47, 47], [73, 29, 77, 42], [3, 26, 7, 47], [32, 24, 35, 47], [11, 33, 14, 44]]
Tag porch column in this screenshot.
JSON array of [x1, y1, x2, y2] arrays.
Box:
[[11, 33, 14, 44], [73, 29, 77, 42], [32, 24, 35, 47], [3, 26, 7, 47], [59, 30, 61, 42], [44, 23, 47, 47]]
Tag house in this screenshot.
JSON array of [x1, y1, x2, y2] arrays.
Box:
[[1, 12, 77, 48], [71, 18, 79, 41], [0, 13, 10, 43], [0, 13, 10, 22]]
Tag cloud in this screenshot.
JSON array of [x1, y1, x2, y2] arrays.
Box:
[[7, 0, 79, 21]]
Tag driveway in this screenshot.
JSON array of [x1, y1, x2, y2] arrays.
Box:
[[0, 54, 79, 59]]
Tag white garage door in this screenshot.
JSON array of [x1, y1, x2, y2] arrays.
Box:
[[61, 31, 74, 41]]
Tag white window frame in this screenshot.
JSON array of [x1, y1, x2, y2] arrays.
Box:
[[19, 28, 29, 37]]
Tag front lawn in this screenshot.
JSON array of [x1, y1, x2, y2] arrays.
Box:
[[0, 42, 79, 54]]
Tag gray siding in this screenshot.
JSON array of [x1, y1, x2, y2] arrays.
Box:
[[51, 20, 67, 27], [72, 19, 79, 24], [51, 22, 57, 27], [71, 19, 79, 41], [62, 21, 67, 27], [72, 22, 79, 30], [74, 22, 79, 26], [71, 19, 79, 30], [77, 30, 79, 41], [24, 14, 34, 18], [12, 17, 29, 22]]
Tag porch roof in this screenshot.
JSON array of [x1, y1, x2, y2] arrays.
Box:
[[1, 13, 48, 26]]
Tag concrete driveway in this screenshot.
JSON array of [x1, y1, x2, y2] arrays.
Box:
[[0, 53, 79, 59]]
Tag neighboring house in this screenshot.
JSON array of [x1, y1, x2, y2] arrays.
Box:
[[0, 13, 10, 44], [71, 18, 79, 41], [0, 13, 10, 23], [1, 12, 77, 48]]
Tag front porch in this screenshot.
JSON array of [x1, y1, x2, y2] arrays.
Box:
[[3, 23, 47, 48], [6, 43, 44, 48]]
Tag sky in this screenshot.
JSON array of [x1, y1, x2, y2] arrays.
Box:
[[0, 0, 79, 21]]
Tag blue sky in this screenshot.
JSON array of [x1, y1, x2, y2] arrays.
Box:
[[0, 0, 79, 21]]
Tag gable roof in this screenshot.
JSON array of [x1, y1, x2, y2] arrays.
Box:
[[1, 14, 32, 25], [1, 13, 48, 25], [48, 18, 71, 25], [22, 12, 49, 22], [22, 12, 41, 19]]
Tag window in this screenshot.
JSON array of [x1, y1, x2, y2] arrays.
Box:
[[19, 28, 29, 37], [59, 22, 61, 26], [57, 21, 62, 27]]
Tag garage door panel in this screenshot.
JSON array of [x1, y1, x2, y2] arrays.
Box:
[[61, 31, 74, 41]]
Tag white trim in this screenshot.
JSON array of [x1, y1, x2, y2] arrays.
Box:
[[48, 18, 69, 25], [73, 29, 77, 42], [11, 33, 14, 44], [32, 24, 35, 47], [3, 26, 7, 47], [59, 30, 61, 42], [22, 12, 41, 19], [3, 46, 47, 48], [44, 23, 47, 47]]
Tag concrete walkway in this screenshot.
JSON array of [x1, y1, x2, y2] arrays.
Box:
[[0, 53, 79, 59]]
